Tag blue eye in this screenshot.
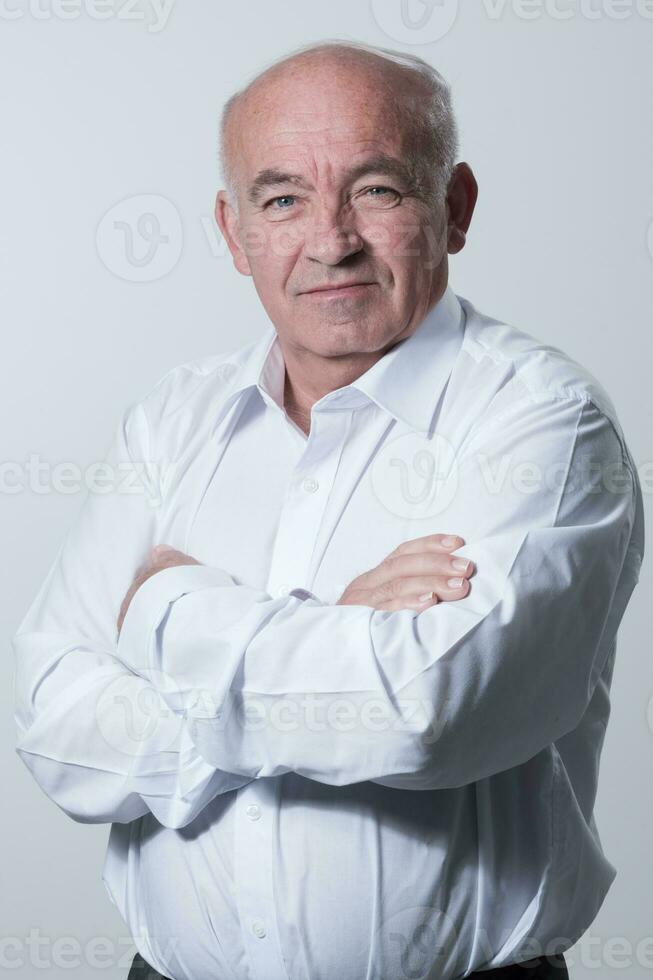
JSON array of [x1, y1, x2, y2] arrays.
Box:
[[269, 195, 296, 209], [361, 186, 402, 206]]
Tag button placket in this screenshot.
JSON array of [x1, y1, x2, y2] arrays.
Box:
[[234, 778, 288, 980], [267, 410, 351, 596], [233, 408, 352, 980]]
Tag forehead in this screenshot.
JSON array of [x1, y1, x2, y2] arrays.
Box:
[[232, 61, 416, 181]]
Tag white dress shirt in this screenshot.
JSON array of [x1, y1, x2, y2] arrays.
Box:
[[13, 285, 644, 980]]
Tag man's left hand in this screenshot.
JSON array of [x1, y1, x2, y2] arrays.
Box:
[[117, 544, 202, 636]]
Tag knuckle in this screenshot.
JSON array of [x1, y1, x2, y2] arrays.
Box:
[[425, 556, 448, 577], [387, 578, 402, 599], [376, 579, 399, 602]]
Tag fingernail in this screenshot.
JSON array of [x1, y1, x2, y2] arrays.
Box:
[[447, 577, 465, 588], [452, 558, 470, 572], [441, 535, 458, 547], [417, 592, 434, 603]]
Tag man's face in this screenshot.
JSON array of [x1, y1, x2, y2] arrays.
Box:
[[217, 58, 451, 360]]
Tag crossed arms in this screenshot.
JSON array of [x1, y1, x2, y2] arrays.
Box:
[[13, 392, 640, 828]]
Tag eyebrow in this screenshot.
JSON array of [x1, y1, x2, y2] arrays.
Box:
[[246, 154, 417, 206]]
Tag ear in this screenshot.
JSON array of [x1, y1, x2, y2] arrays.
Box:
[[445, 163, 478, 254], [215, 190, 252, 277]]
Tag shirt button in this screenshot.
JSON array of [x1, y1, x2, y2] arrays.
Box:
[[302, 477, 319, 493], [245, 804, 261, 821], [276, 584, 291, 598], [252, 920, 267, 939]]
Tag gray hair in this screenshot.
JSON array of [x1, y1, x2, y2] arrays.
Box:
[[218, 39, 459, 215]]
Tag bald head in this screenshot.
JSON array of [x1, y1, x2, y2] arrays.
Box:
[[212, 38, 477, 389], [219, 40, 458, 215]]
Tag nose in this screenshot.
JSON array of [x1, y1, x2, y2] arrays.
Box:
[[303, 205, 365, 266]]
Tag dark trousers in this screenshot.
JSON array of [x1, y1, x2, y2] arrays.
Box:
[[127, 949, 568, 979]]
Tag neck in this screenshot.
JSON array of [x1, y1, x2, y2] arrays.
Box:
[[281, 346, 389, 436], [280, 278, 449, 435]]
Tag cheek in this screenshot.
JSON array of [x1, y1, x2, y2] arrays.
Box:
[[244, 222, 302, 284], [361, 212, 419, 263], [373, 219, 443, 280]]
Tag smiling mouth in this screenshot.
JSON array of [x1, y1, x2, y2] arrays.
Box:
[[303, 283, 376, 298]]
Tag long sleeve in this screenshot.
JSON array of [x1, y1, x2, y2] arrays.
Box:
[[12, 402, 253, 829], [112, 394, 643, 791]]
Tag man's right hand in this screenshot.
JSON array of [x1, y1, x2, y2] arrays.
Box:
[[336, 533, 474, 612]]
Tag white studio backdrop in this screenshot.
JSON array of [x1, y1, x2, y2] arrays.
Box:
[[1, 2, 651, 977]]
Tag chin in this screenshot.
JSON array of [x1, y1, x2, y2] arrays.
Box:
[[309, 325, 384, 358]]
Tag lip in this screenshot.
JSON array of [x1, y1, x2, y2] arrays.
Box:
[[302, 282, 376, 297]]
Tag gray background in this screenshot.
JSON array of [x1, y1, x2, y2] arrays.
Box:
[[1, 1, 651, 977]]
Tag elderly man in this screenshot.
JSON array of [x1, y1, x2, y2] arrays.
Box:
[[14, 39, 643, 980]]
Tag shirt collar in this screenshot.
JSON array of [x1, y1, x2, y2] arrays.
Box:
[[213, 285, 466, 435], [347, 285, 465, 433]]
